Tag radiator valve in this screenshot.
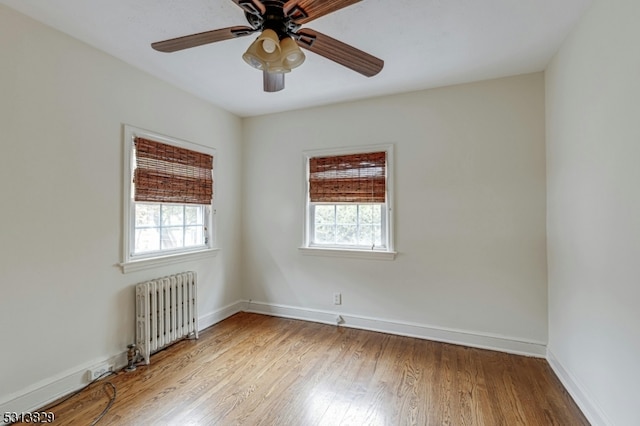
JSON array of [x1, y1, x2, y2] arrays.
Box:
[[125, 343, 141, 372]]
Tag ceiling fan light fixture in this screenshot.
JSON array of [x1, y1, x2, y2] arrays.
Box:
[[262, 41, 277, 54], [256, 29, 281, 59], [265, 57, 292, 74], [242, 42, 266, 70], [280, 36, 305, 69]]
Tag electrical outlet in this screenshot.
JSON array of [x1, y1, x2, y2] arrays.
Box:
[[87, 363, 114, 382], [333, 292, 342, 305]]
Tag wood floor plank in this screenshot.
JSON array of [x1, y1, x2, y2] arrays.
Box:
[[22, 313, 589, 425]]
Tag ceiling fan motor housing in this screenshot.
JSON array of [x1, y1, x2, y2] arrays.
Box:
[[244, 1, 302, 40]]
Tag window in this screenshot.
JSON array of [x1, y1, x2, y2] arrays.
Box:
[[301, 145, 396, 260], [133, 203, 208, 254], [121, 125, 217, 272]]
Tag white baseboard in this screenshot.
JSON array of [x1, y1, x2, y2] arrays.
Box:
[[0, 301, 244, 422], [199, 300, 245, 330], [547, 349, 612, 426], [243, 300, 547, 357]]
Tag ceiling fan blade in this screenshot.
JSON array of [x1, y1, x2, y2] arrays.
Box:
[[152, 26, 256, 53], [284, 0, 361, 24], [231, 0, 266, 16], [263, 71, 285, 92], [296, 29, 383, 77]]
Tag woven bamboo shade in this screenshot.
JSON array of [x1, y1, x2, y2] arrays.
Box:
[[309, 151, 386, 203], [134, 137, 213, 205]]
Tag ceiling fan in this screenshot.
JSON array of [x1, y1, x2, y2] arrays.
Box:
[[151, 0, 384, 92]]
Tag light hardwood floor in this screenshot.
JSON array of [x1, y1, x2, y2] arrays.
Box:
[[28, 313, 588, 425]]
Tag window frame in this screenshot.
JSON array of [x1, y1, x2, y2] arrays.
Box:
[[300, 144, 396, 260], [120, 125, 218, 273]]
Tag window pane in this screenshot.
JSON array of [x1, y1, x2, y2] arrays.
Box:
[[357, 224, 374, 246], [185, 226, 204, 246], [336, 225, 357, 245], [161, 227, 184, 249], [135, 204, 160, 227], [314, 205, 336, 225], [133, 203, 209, 254], [359, 205, 374, 224], [374, 225, 383, 246], [162, 205, 184, 226], [336, 205, 357, 224], [185, 206, 203, 225], [135, 228, 160, 253], [311, 204, 386, 248], [314, 225, 335, 244], [372, 205, 382, 222]]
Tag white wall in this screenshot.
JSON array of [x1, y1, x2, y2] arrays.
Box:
[[242, 73, 548, 352], [545, 0, 640, 425], [0, 6, 243, 411], [13, 1, 637, 422]]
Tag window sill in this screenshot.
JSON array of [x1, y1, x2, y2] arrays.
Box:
[[120, 248, 220, 273], [298, 247, 397, 261]]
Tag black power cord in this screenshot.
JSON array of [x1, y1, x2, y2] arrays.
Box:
[[89, 382, 116, 426]]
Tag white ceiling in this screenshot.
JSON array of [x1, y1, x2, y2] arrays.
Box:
[[1, 0, 592, 117]]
